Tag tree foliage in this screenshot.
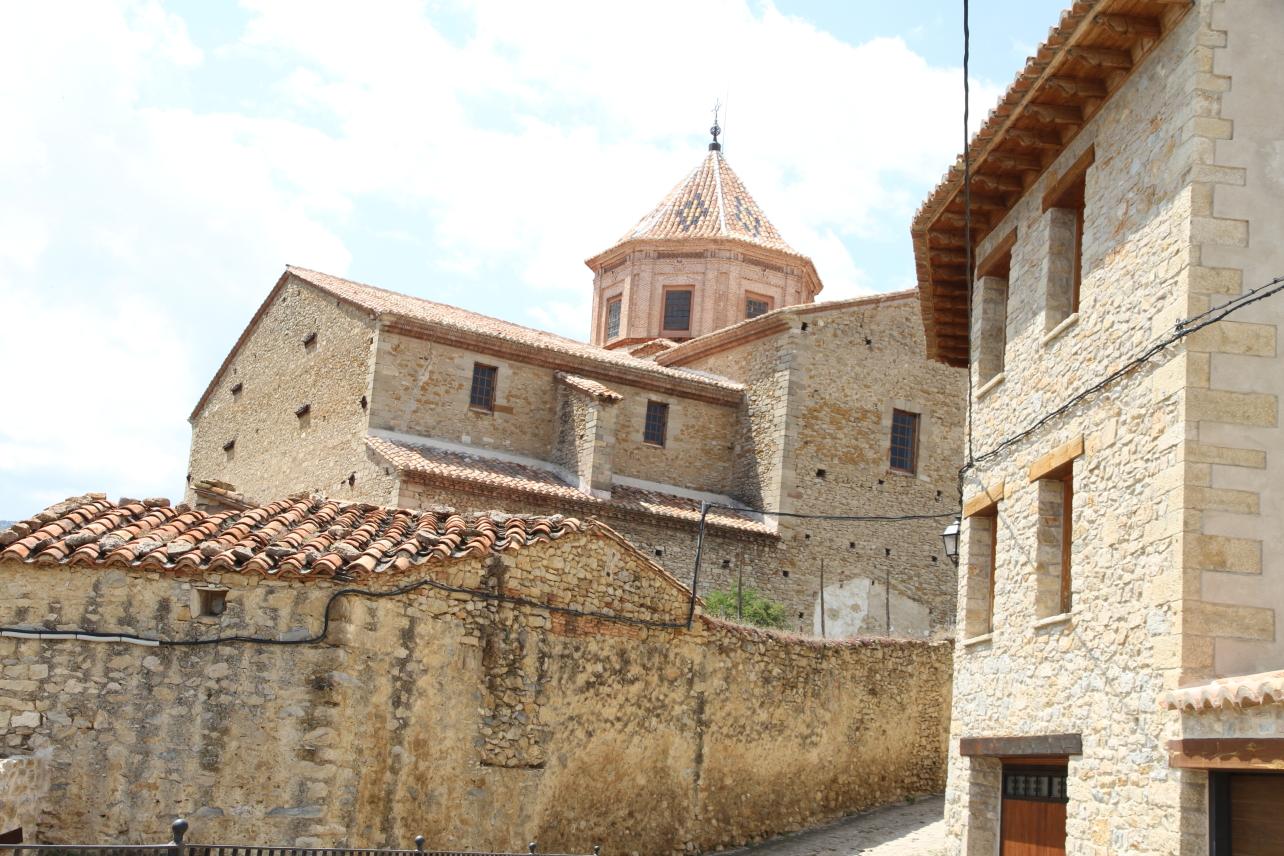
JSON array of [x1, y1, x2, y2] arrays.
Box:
[[704, 585, 789, 630]]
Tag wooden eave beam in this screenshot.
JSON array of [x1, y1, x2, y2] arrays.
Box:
[[1093, 13, 1162, 39], [972, 172, 1024, 192], [1068, 46, 1133, 69], [1006, 127, 1064, 149], [988, 151, 1044, 171], [1046, 76, 1108, 97], [1024, 102, 1084, 125]]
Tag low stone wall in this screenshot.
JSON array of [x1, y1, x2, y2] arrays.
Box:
[[0, 543, 950, 854], [0, 753, 49, 839]]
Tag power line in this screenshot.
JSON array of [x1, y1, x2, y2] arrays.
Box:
[[966, 272, 1284, 471], [2, 574, 686, 648]]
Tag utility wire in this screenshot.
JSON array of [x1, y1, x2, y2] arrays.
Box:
[[966, 273, 1284, 471], [962, 0, 975, 470], [1, 575, 686, 648]]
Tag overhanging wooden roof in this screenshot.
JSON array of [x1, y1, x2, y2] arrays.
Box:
[[914, 0, 1194, 366]]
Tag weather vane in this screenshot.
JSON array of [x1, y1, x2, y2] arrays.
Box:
[[709, 100, 722, 151]]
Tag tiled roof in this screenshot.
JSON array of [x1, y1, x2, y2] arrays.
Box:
[[190, 267, 745, 420], [0, 493, 585, 580], [288, 267, 744, 394], [555, 372, 622, 403], [911, 0, 1192, 365], [608, 150, 801, 257], [366, 434, 773, 537], [1161, 670, 1284, 713]]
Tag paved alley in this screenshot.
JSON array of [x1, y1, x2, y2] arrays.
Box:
[[723, 796, 945, 856]]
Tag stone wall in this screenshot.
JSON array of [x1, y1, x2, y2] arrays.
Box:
[[369, 329, 739, 496], [941, 5, 1261, 854], [0, 543, 950, 855], [186, 276, 397, 507], [0, 753, 49, 839], [393, 479, 795, 623], [675, 296, 967, 637]]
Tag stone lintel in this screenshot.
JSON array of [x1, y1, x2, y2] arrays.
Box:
[[1028, 435, 1085, 482], [959, 733, 1083, 758], [963, 481, 1006, 519]]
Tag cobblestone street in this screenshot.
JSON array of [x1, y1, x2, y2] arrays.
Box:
[[724, 796, 945, 856]]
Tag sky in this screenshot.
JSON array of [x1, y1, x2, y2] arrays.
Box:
[[0, 0, 1067, 520]]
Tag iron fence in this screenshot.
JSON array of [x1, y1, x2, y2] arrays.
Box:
[[9, 820, 599, 856]]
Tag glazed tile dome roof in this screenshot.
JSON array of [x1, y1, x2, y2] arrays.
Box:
[[614, 149, 800, 257]]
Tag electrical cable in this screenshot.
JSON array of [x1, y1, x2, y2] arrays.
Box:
[[0, 575, 685, 648], [962, 0, 975, 470], [966, 272, 1284, 471]]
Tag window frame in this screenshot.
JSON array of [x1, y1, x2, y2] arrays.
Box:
[[605, 296, 623, 340], [661, 287, 694, 335], [643, 400, 669, 447], [889, 409, 921, 475], [469, 362, 499, 413], [745, 292, 773, 319], [1059, 467, 1074, 614], [1043, 146, 1094, 320]]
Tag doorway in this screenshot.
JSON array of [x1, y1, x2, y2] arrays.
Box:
[[1000, 763, 1068, 855]]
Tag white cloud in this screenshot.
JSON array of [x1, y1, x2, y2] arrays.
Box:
[[0, 0, 1000, 517]]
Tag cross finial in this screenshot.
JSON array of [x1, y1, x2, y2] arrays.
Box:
[[709, 100, 722, 151]]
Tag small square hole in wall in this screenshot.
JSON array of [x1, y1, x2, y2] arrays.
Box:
[[303, 332, 318, 351], [816, 469, 827, 479], [849, 541, 856, 549], [231, 382, 243, 400], [197, 588, 227, 618], [721, 559, 731, 568], [782, 570, 790, 578], [654, 548, 664, 558]]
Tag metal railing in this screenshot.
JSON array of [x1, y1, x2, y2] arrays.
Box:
[[10, 820, 600, 856]]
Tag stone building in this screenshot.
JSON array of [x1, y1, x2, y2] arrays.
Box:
[[0, 493, 951, 851], [915, 0, 1284, 852], [186, 139, 966, 637]]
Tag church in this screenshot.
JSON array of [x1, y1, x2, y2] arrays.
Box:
[[185, 130, 966, 636]]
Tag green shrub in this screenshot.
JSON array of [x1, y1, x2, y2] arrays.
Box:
[[704, 586, 789, 629]]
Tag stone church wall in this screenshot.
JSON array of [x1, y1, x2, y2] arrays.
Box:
[[0, 536, 950, 855], [185, 277, 397, 507], [676, 296, 967, 637]]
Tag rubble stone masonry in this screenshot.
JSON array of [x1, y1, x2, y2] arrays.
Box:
[[944, 2, 1284, 854], [674, 296, 966, 636], [0, 537, 950, 855]]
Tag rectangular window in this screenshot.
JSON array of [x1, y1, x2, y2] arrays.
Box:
[[1035, 464, 1074, 617], [1060, 473, 1073, 613], [745, 295, 771, 319], [1043, 147, 1093, 327], [606, 298, 622, 339], [889, 409, 920, 474], [643, 400, 669, 446], [663, 289, 692, 332], [963, 485, 1002, 639], [469, 363, 498, 412]]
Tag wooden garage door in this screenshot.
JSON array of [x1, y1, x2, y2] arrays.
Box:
[[1001, 766, 1067, 856], [1230, 773, 1284, 855]]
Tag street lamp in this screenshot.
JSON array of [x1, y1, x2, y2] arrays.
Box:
[[942, 517, 961, 566]]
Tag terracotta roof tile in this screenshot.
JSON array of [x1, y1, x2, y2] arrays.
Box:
[[555, 372, 623, 403], [0, 494, 584, 580], [366, 434, 772, 537], [604, 150, 801, 258], [1161, 669, 1284, 713], [285, 267, 744, 394]]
